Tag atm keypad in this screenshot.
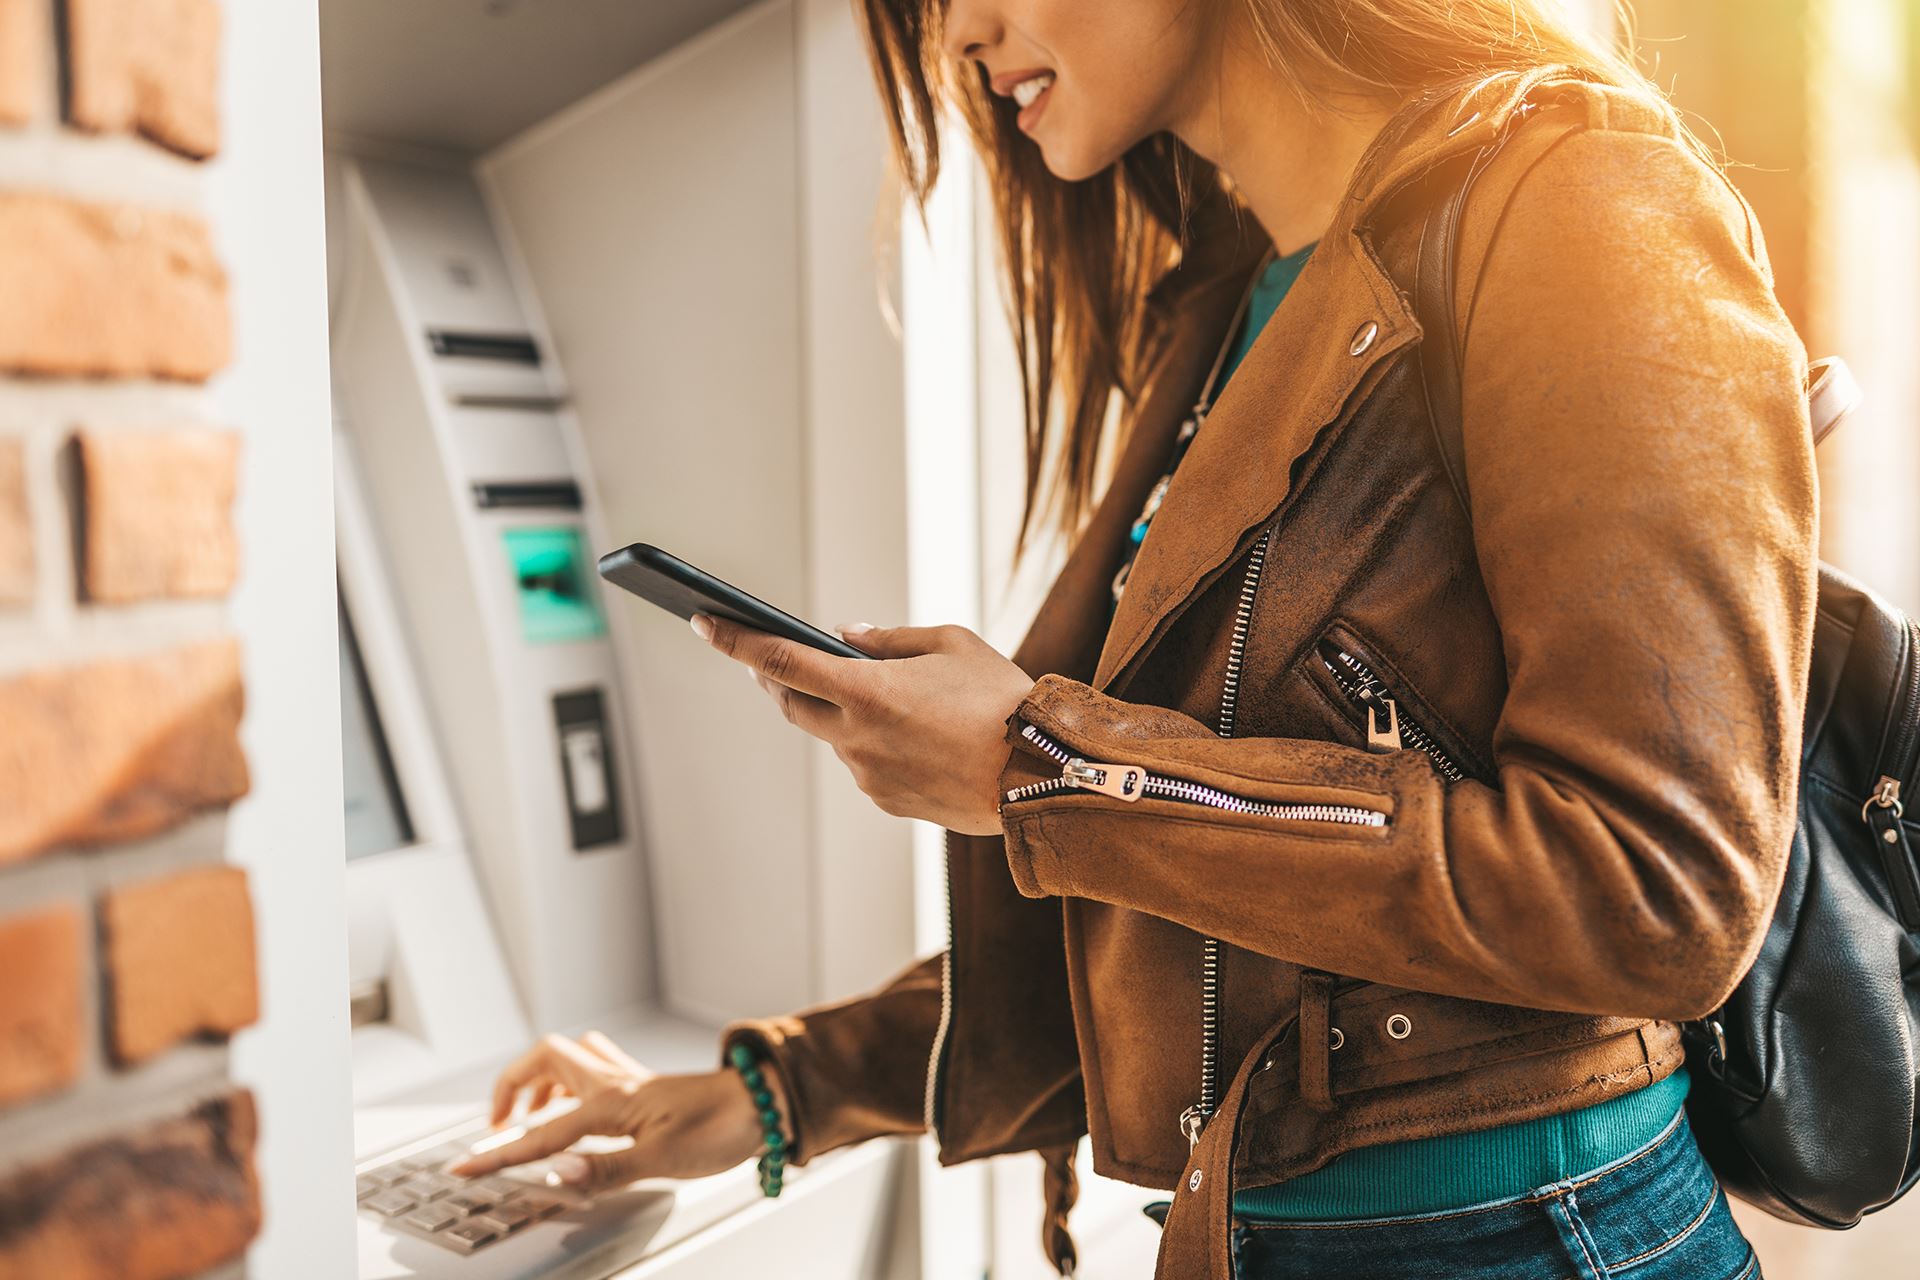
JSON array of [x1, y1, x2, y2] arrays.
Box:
[[510, 1193, 566, 1221], [441, 1191, 496, 1217], [394, 1171, 461, 1201], [442, 1221, 500, 1253], [403, 1204, 462, 1233], [363, 1189, 421, 1217], [357, 1139, 579, 1254], [474, 1201, 534, 1232]]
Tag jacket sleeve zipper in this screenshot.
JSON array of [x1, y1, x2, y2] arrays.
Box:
[[1002, 718, 1390, 828], [1317, 641, 1467, 784]]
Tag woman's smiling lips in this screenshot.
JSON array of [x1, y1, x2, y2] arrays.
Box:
[[1016, 77, 1053, 133], [989, 67, 1056, 134]]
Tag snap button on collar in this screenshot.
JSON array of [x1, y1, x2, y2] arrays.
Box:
[[1350, 320, 1379, 356]]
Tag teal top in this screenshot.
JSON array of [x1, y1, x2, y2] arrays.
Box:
[[1109, 240, 1317, 617], [1235, 1070, 1690, 1220], [1109, 238, 1692, 1219]]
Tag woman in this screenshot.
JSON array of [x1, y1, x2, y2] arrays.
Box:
[[452, 2, 1814, 1276]]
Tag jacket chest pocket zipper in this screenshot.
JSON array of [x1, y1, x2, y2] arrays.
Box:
[[1316, 637, 1469, 784]]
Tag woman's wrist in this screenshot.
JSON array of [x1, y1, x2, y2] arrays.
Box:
[[725, 1039, 796, 1194], [751, 1050, 795, 1147]]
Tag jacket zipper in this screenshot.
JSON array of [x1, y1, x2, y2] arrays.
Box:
[[1001, 718, 1390, 829], [1197, 528, 1264, 1142], [1318, 640, 1467, 784], [924, 828, 956, 1139], [999, 694, 1389, 1150], [1002, 528, 1390, 1149]]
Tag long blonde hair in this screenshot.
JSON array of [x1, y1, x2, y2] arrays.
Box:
[[855, 0, 1715, 568]]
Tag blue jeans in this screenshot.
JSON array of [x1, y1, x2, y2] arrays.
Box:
[[1152, 1105, 1762, 1279]]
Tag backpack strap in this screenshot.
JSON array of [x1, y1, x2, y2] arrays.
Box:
[[1412, 101, 1543, 521], [1806, 356, 1861, 446], [1413, 113, 1862, 521]]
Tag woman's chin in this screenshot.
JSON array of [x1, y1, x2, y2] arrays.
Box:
[[1034, 140, 1106, 184]]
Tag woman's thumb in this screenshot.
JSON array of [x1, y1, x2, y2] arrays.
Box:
[[835, 622, 948, 658], [834, 621, 893, 655], [554, 1145, 653, 1193]]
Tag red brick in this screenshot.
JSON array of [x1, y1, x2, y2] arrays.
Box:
[[0, 637, 250, 863], [0, 0, 43, 126], [0, 1089, 261, 1278], [63, 0, 220, 159], [101, 864, 257, 1065], [0, 439, 28, 606], [78, 429, 239, 603], [0, 192, 230, 381], [0, 907, 82, 1106]]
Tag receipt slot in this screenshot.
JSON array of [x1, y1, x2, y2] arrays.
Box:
[[553, 688, 622, 851]]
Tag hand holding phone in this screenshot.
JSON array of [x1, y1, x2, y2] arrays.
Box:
[[596, 543, 873, 660], [598, 541, 1037, 838]]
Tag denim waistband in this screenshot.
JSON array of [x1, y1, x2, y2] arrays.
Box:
[[1213, 1107, 1752, 1280], [1232, 1068, 1692, 1222]]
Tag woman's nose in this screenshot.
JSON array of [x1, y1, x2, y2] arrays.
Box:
[[939, 0, 999, 63]]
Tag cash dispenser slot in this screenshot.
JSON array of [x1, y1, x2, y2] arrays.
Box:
[[472, 480, 582, 510], [427, 329, 541, 363]]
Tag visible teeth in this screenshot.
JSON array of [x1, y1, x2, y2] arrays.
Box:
[[1012, 74, 1053, 109]]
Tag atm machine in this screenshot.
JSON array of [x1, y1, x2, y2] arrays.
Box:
[[321, 1, 919, 1276]]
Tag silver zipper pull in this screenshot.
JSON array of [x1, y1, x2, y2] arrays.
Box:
[[1062, 758, 1148, 801], [1178, 1104, 1207, 1148], [1366, 697, 1403, 752]]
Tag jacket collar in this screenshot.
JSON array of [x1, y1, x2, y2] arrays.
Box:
[[1068, 63, 1590, 693]]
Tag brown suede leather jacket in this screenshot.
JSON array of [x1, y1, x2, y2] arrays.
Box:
[[720, 64, 1818, 1276]]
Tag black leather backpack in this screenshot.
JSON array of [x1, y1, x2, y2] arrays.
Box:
[[1406, 108, 1920, 1229]]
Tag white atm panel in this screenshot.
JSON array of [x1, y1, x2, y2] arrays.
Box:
[[332, 157, 657, 1032], [353, 159, 532, 336], [352, 158, 558, 404], [446, 402, 573, 488]]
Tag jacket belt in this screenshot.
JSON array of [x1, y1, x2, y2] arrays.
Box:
[[1297, 970, 1338, 1112], [1154, 980, 1673, 1277], [1246, 984, 1652, 1132]]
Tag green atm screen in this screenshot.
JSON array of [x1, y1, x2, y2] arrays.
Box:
[[503, 526, 605, 645]]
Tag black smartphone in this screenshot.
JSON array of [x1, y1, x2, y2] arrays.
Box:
[[596, 542, 874, 661]]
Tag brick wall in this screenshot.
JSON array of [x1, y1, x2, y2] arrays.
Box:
[[0, 4, 265, 1278]]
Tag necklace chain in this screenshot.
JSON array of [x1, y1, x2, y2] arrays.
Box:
[[1111, 244, 1280, 605], [1188, 243, 1280, 425]]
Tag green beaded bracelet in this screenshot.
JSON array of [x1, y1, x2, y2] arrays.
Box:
[[727, 1041, 788, 1197]]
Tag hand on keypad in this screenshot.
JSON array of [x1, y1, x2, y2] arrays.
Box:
[[444, 1029, 775, 1192], [356, 1140, 572, 1255]]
